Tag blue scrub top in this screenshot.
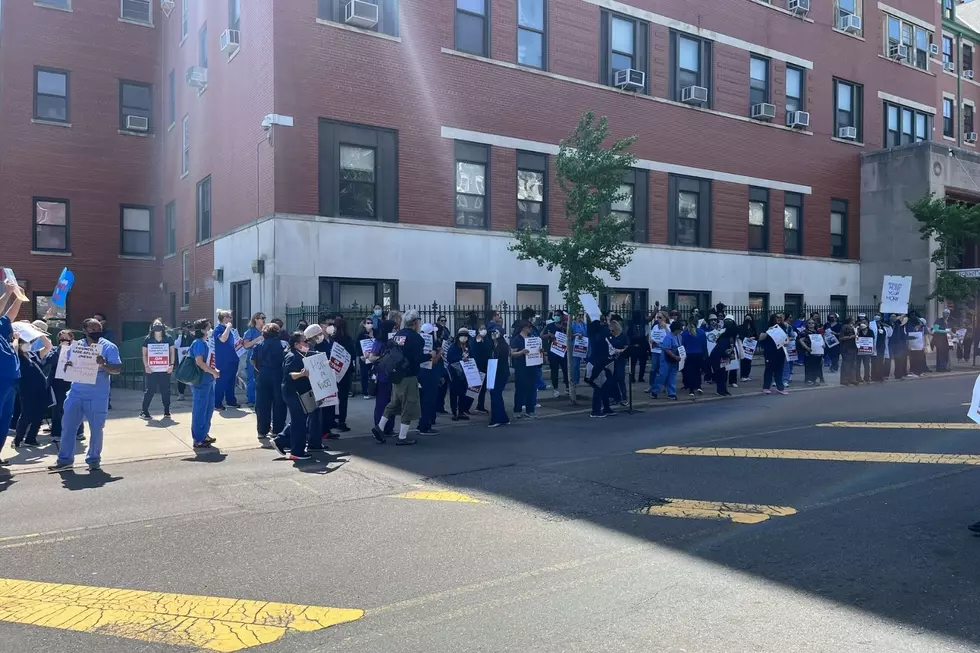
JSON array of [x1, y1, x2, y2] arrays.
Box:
[[0, 316, 20, 381], [243, 327, 262, 360], [212, 324, 238, 365], [189, 338, 214, 385], [66, 338, 121, 400]]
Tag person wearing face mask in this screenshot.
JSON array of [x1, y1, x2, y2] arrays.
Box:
[[869, 313, 889, 382], [370, 305, 383, 331], [368, 320, 398, 439], [709, 320, 738, 397], [856, 319, 873, 383], [798, 321, 819, 386], [890, 314, 909, 379], [251, 322, 286, 441], [46, 318, 123, 471], [906, 311, 929, 377], [471, 321, 492, 413], [648, 312, 667, 396], [372, 310, 430, 446], [823, 314, 842, 372], [356, 317, 377, 399], [486, 328, 512, 427], [211, 309, 240, 410], [510, 320, 539, 419], [932, 308, 953, 372], [416, 323, 443, 436], [46, 329, 84, 445], [544, 312, 569, 399], [757, 313, 788, 395], [447, 327, 475, 421], [270, 332, 316, 461], [139, 320, 176, 420], [739, 314, 758, 382], [242, 313, 266, 407], [323, 317, 356, 436], [570, 313, 587, 387], [681, 320, 706, 397], [838, 316, 859, 386], [11, 325, 53, 448]]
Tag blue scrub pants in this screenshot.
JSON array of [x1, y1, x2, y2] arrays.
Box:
[[0, 379, 17, 453], [190, 380, 215, 444], [277, 394, 308, 457], [651, 361, 678, 397], [513, 367, 537, 415], [56, 392, 109, 466], [535, 366, 547, 391], [214, 358, 239, 408], [489, 372, 510, 425], [255, 374, 285, 437], [417, 367, 439, 431], [245, 359, 256, 405], [648, 352, 662, 394]]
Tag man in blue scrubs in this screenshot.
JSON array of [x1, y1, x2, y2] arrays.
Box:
[[0, 279, 25, 465], [47, 318, 122, 472]]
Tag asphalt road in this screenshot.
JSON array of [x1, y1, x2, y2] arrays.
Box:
[[2, 374, 980, 652]]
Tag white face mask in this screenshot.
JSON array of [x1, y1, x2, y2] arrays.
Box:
[[478, 329, 487, 336], [326, 325, 336, 336]]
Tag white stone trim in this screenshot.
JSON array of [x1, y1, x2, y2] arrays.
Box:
[[943, 91, 957, 100], [964, 98, 977, 108], [877, 91, 937, 114], [582, 0, 814, 69], [440, 126, 812, 195], [877, 2, 935, 31]]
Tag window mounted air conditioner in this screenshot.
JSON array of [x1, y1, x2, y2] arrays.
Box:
[[681, 85, 708, 104], [945, 61, 956, 72], [838, 14, 862, 33], [220, 29, 240, 53], [930, 43, 941, 56], [613, 68, 645, 91], [125, 115, 149, 132], [751, 103, 776, 120], [787, 0, 809, 17], [967, 132, 979, 144], [185, 66, 208, 88], [160, 0, 175, 18], [838, 126, 858, 140], [967, 70, 976, 79], [889, 43, 909, 60], [787, 110, 810, 128], [344, 0, 379, 29]]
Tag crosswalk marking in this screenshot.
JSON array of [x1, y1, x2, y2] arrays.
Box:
[[392, 490, 482, 503], [817, 421, 980, 430], [636, 446, 980, 465], [632, 498, 797, 524]]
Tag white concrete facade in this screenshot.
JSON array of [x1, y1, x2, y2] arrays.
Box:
[[212, 215, 861, 318]]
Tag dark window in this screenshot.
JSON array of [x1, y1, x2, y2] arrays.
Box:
[[785, 65, 805, 114], [668, 175, 711, 248], [784, 192, 803, 255], [318, 119, 398, 222], [317, 0, 399, 37], [915, 112, 928, 141], [833, 78, 863, 141], [606, 168, 649, 242], [966, 104, 975, 135], [196, 175, 211, 242], [455, 141, 489, 229], [200, 23, 208, 68], [119, 80, 153, 132], [784, 294, 804, 321], [748, 293, 769, 322], [944, 98, 955, 137], [33, 198, 69, 252], [517, 0, 545, 69], [121, 0, 152, 23], [182, 250, 191, 307], [165, 201, 176, 255], [319, 277, 398, 308], [830, 198, 847, 259], [599, 11, 648, 92], [965, 44, 974, 74], [670, 32, 711, 106], [830, 295, 848, 318], [517, 151, 547, 230], [34, 293, 67, 331], [901, 107, 914, 145], [456, 0, 488, 56], [943, 35, 954, 66], [749, 55, 769, 107], [230, 281, 250, 334], [168, 70, 175, 126], [229, 0, 240, 31], [748, 187, 768, 253], [34, 67, 69, 123], [120, 205, 153, 256], [668, 290, 712, 320]]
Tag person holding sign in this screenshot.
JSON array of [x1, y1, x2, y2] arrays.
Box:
[[447, 328, 475, 421], [0, 279, 25, 464], [12, 327, 53, 447], [510, 320, 538, 419], [323, 317, 357, 435], [856, 319, 874, 382], [46, 330, 84, 444], [140, 321, 176, 420], [487, 329, 512, 428], [271, 331, 316, 461], [757, 314, 788, 395], [738, 315, 759, 382], [647, 313, 668, 395], [649, 321, 683, 401], [906, 312, 929, 377], [932, 308, 952, 372], [47, 318, 123, 472], [544, 314, 570, 398], [838, 316, 859, 386], [797, 321, 820, 386], [889, 315, 910, 380], [356, 318, 377, 399]]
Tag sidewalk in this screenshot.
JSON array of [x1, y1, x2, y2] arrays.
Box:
[[2, 357, 976, 474]]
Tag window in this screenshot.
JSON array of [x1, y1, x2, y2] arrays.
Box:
[[835, 0, 862, 34], [121, 0, 152, 24], [944, 98, 955, 137], [181, 115, 190, 175], [610, 184, 634, 223], [34, 67, 69, 123], [33, 198, 69, 252], [602, 288, 648, 314], [784, 294, 804, 321], [230, 281, 250, 334], [119, 80, 152, 132], [455, 282, 490, 308], [319, 277, 398, 308], [168, 70, 175, 127], [165, 201, 176, 255], [945, 0, 953, 20], [199, 23, 208, 68], [196, 175, 211, 242], [748, 187, 768, 253], [830, 295, 848, 318], [181, 251, 191, 307], [749, 56, 769, 108], [229, 0, 240, 31], [456, 0, 488, 57], [181, 0, 188, 41], [600, 11, 648, 92], [784, 192, 802, 255], [748, 293, 769, 322], [886, 15, 930, 70], [830, 199, 847, 259], [121, 205, 152, 256], [317, 0, 399, 36], [883, 102, 929, 147], [669, 175, 710, 247], [606, 169, 649, 242], [671, 32, 711, 106], [455, 141, 489, 229], [37, 0, 70, 7], [35, 293, 67, 331], [965, 44, 974, 75], [517, 0, 545, 68], [517, 151, 547, 230], [319, 120, 398, 222], [785, 65, 805, 114], [668, 290, 711, 319], [966, 104, 976, 136], [943, 35, 954, 67], [833, 78, 863, 141], [516, 284, 548, 310]]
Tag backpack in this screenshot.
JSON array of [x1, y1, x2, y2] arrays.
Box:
[[175, 355, 203, 386], [377, 342, 410, 384]]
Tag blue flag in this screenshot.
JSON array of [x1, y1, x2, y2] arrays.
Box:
[[52, 267, 74, 307]]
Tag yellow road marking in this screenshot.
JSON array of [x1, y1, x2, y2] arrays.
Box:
[[632, 498, 797, 524], [0, 579, 363, 652], [392, 490, 482, 503], [636, 446, 980, 465], [817, 421, 980, 429]]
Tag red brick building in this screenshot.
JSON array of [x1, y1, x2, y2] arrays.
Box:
[[3, 0, 978, 336]]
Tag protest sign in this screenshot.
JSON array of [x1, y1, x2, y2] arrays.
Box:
[[147, 342, 171, 372], [908, 331, 924, 351], [466, 374, 485, 399], [880, 275, 912, 314], [206, 334, 216, 368], [579, 294, 601, 322], [572, 336, 588, 359], [968, 374, 980, 425], [824, 331, 839, 349], [809, 333, 825, 356], [786, 338, 797, 359], [677, 345, 687, 372], [421, 334, 432, 354], [705, 329, 719, 355], [55, 341, 101, 385], [232, 329, 246, 358], [487, 359, 498, 390], [742, 338, 757, 359], [857, 337, 875, 355], [329, 342, 352, 379], [2, 268, 27, 301], [766, 326, 787, 349], [550, 331, 568, 358], [303, 352, 339, 406], [11, 321, 45, 342], [525, 336, 543, 366], [52, 267, 74, 307], [461, 359, 483, 387]]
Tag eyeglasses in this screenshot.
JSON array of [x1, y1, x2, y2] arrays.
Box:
[[438, 319, 447, 323]]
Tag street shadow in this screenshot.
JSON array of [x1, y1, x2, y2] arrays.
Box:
[[218, 407, 250, 420], [0, 467, 13, 493], [56, 469, 123, 490], [296, 451, 350, 476], [182, 448, 228, 463]]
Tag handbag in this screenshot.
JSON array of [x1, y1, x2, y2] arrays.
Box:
[[297, 390, 318, 415], [175, 355, 202, 386]]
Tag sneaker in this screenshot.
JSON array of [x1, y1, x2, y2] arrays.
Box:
[[740, 377, 751, 382], [363, 395, 371, 400], [193, 442, 213, 450], [457, 414, 470, 421], [523, 413, 536, 419], [695, 388, 703, 395], [418, 428, 439, 436], [336, 423, 352, 433], [590, 413, 608, 419], [689, 392, 695, 399], [47, 461, 72, 472], [535, 404, 542, 409], [395, 437, 418, 446], [138, 411, 151, 420], [204, 436, 217, 444], [163, 412, 172, 419], [257, 433, 270, 440], [717, 392, 732, 397], [87, 463, 101, 472], [289, 453, 312, 461], [666, 396, 678, 401], [272, 438, 288, 455], [514, 412, 525, 419], [906, 373, 919, 379], [371, 426, 387, 444], [777, 389, 789, 395], [475, 407, 489, 414], [325, 431, 341, 440], [487, 423, 501, 428], [763, 389, 772, 395], [650, 393, 658, 399], [731, 383, 739, 389], [553, 389, 560, 398]]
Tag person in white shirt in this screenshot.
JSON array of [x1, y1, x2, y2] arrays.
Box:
[[648, 312, 668, 395]]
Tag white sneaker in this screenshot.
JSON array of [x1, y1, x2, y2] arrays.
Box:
[[553, 389, 560, 398], [906, 373, 918, 379], [731, 383, 739, 388], [535, 403, 542, 409]]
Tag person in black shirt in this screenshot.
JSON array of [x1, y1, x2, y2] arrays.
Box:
[[323, 316, 356, 434], [251, 322, 286, 440], [487, 329, 512, 427], [139, 321, 176, 420], [271, 331, 315, 461], [372, 310, 433, 446], [510, 320, 538, 419]]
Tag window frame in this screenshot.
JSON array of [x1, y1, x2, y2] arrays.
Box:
[[749, 55, 770, 109], [670, 31, 711, 107], [181, 0, 189, 41], [454, 140, 490, 230], [317, 0, 400, 37], [168, 70, 176, 128], [455, 0, 489, 57], [668, 290, 712, 320], [882, 101, 931, 147], [785, 65, 805, 115], [33, 66, 70, 123], [943, 35, 954, 66], [196, 175, 212, 243], [120, 0, 152, 25], [885, 15, 930, 70], [199, 23, 208, 68], [318, 119, 399, 223], [668, 174, 711, 248], [229, 0, 240, 32], [120, 204, 154, 256], [833, 78, 863, 141], [748, 293, 770, 322], [965, 43, 974, 75], [338, 143, 378, 219], [944, 97, 955, 137], [34, 291, 68, 331], [517, 0, 546, 69], [517, 151, 548, 230], [966, 103, 976, 136], [516, 284, 549, 311], [784, 293, 804, 321], [830, 295, 848, 318], [32, 197, 70, 253], [165, 201, 176, 256], [181, 250, 191, 308], [119, 79, 153, 133], [830, 198, 847, 259], [783, 192, 803, 255], [318, 277, 399, 308], [599, 11, 649, 93], [835, 0, 863, 35], [602, 288, 649, 315], [181, 115, 190, 175], [454, 282, 492, 310], [748, 187, 769, 253]]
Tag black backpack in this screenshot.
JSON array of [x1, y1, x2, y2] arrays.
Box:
[[377, 341, 410, 384]]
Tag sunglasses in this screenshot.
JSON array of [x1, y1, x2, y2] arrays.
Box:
[[438, 319, 447, 323]]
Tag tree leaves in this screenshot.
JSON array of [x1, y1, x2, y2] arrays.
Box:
[[908, 193, 980, 301]]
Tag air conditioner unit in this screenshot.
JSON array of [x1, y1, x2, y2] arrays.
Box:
[[838, 126, 858, 140], [967, 70, 976, 80], [930, 43, 940, 56], [681, 85, 708, 104], [251, 259, 265, 274], [838, 13, 862, 33], [220, 29, 240, 53], [185, 66, 208, 88], [125, 115, 149, 132], [967, 132, 979, 144], [787, 0, 809, 16], [213, 268, 224, 283], [787, 110, 810, 128], [613, 68, 645, 91], [344, 0, 379, 28], [889, 43, 909, 60], [160, 0, 174, 18], [751, 103, 776, 120], [945, 61, 956, 72]]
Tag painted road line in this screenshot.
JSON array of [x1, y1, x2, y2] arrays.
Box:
[[817, 421, 980, 429], [0, 579, 363, 652], [0, 536, 81, 551], [392, 490, 482, 503], [632, 499, 797, 524], [636, 446, 980, 465]]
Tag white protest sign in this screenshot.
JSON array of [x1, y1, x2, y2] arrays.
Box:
[[824, 331, 839, 349], [572, 336, 589, 359], [147, 342, 171, 372], [303, 352, 339, 406], [968, 374, 980, 424], [2, 268, 28, 301], [880, 275, 912, 314], [857, 337, 875, 355], [908, 331, 925, 351], [461, 359, 483, 387], [579, 294, 601, 322], [525, 336, 543, 366], [11, 321, 45, 342], [550, 331, 568, 358], [421, 334, 432, 354], [809, 333, 825, 356], [487, 359, 498, 390], [742, 338, 757, 358], [232, 329, 246, 359], [650, 327, 666, 351], [705, 329, 719, 355], [786, 338, 798, 359], [55, 341, 101, 384], [766, 326, 788, 349], [206, 334, 216, 368], [361, 337, 376, 360], [329, 342, 352, 379], [677, 344, 687, 372]]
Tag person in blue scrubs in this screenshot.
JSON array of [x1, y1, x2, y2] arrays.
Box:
[[0, 281, 25, 465], [650, 321, 683, 400], [251, 322, 286, 441], [187, 319, 220, 449], [212, 309, 240, 410], [13, 332, 53, 447], [242, 312, 266, 407], [47, 318, 123, 471]]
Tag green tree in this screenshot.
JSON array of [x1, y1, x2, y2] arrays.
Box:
[[509, 111, 638, 403], [908, 193, 980, 302]]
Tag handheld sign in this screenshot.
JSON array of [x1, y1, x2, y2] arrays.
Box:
[[880, 275, 912, 314], [742, 338, 757, 359], [329, 341, 352, 379], [907, 331, 924, 351], [550, 331, 568, 358], [572, 336, 589, 359], [362, 338, 377, 360], [786, 337, 798, 359], [487, 359, 498, 390], [232, 329, 246, 359], [51, 267, 74, 307], [55, 341, 101, 384], [809, 333, 825, 356], [823, 331, 839, 349], [968, 374, 980, 425], [857, 337, 875, 355], [303, 352, 339, 407], [11, 321, 45, 342], [2, 268, 28, 301], [146, 342, 171, 372], [461, 359, 483, 387], [525, 336, 543, 366], [766, 326, 788, 349], [578, 294, 601, 322]]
